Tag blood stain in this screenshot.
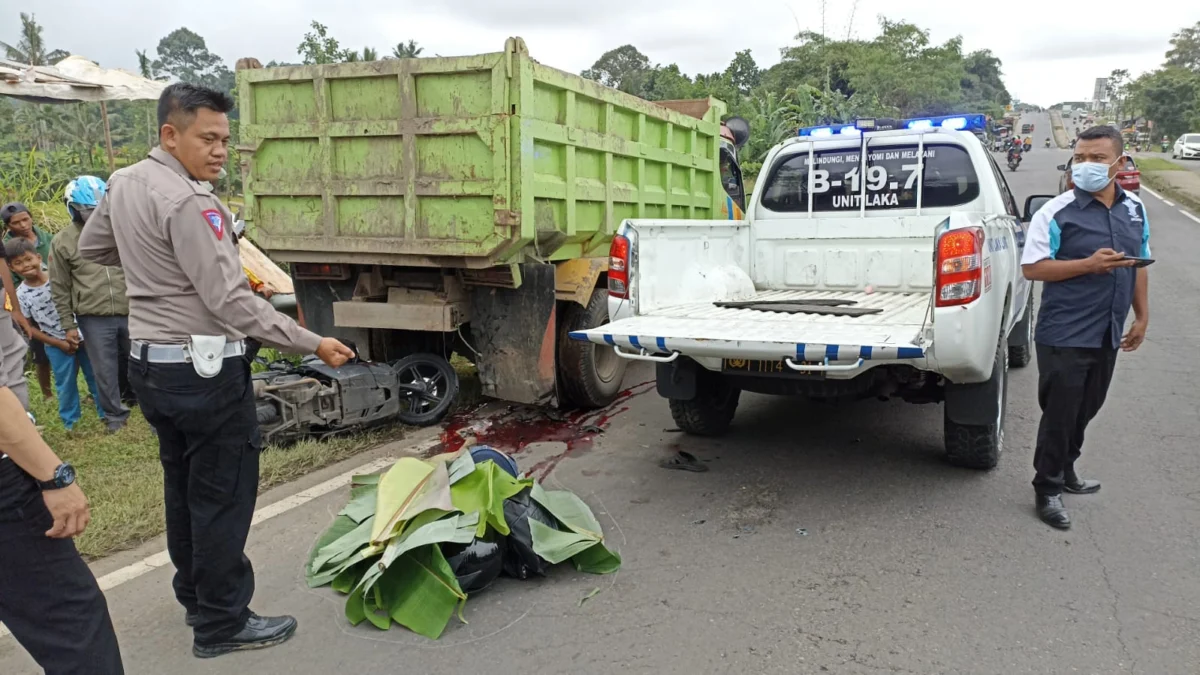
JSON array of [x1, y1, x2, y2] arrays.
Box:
[[437, 381, 653, 480]]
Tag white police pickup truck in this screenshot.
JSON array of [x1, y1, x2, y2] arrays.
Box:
[[572, 114, 1040, 469]]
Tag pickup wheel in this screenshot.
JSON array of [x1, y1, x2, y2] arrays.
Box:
[[668, 372, 740, 437], [944, 335, 1007, 470], [1007, 289, 1034, 368], [557, 289, 627, 409]]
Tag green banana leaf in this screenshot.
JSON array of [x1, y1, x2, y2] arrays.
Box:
[[361, 511, 479, 594], [340, 480, 378, 524], [529, 483, 621, 574], [450, 460, 531, 537], [527, 519, 600, 564], [447, 450, 476, 484], [371, 457, 442, 543], [568, 540, 623, 575], [344, 544, 466, 639], [308, 516, 375, 582], [305, 514, 359, 586]]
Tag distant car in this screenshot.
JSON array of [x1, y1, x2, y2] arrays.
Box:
[[1058, 157, 1140, 195], [1173, 134, 1200, 159]]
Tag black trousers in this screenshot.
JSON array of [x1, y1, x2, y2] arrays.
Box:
[[0, 459, 124, 674], [1032, 342, 1119, 495], [129, 354, 262, 644]]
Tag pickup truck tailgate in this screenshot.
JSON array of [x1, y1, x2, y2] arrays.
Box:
[[573, 290, 930, 362]]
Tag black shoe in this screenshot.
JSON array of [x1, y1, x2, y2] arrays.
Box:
[[185, 611, 198, 627], [1064, 477, 1101, 494], [1036, 494, 1071, 530], [192, 614, 297, 659]]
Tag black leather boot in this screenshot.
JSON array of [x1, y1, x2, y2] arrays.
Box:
[[193, 613, 297, 659], [1036, 494, 1071, 529]]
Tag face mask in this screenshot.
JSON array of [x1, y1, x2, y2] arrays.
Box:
[[1071, 157, 1120, 192]]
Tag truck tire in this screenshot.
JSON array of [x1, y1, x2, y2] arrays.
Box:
[[557, 289, 627, 409], [944, 335, 1007, 470], [1008, 289, 1034, 368], [669, 372, 740, 437]]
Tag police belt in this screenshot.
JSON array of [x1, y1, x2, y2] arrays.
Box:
[[130, 339, 246, 364]]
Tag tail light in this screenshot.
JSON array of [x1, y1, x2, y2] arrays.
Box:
[[293, 263, 350, 280], [935, 227, 984, 307], [608, 234, 630, 298]]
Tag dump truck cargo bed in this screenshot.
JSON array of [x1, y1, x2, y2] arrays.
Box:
[[237, 38, 728, 268]]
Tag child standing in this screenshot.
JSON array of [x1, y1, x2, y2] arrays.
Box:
[[4, 238, 104, 430]]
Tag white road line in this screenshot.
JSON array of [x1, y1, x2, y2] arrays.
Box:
[[1142, 186, 1164, 201], [1163, 200, 1176, 207], [1181, 209, 1200, 225], [0, 448, 429, 639]]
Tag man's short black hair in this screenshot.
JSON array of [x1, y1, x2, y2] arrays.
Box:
[[0, 202, 29, 226], [1078, 125, 1124, 156], [4, 237, 38, 260], [157, 82, 235, 130]]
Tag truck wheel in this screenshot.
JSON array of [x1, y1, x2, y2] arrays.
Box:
[[1007, 289, 1034, 368], [668, 372, 740, 437], [557, 289, 627, 409], [944, 336, 1007, 470]]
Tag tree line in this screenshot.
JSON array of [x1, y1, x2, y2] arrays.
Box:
[[1100, 22, 1200, 139], [580, 18, 1012, 173], [1, 13, 1014, 218]]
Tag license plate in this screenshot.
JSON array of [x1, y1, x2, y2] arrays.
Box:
[[722, 358, 825, 378]]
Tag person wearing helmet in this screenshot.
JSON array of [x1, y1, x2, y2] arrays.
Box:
[[77, 81, 354, 659], [49, 176, 132, 434]]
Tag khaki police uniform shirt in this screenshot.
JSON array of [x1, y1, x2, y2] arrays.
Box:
[[78, 147, 321, 354]]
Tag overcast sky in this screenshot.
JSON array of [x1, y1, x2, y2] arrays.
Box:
[[23, 0, 1200, 106]]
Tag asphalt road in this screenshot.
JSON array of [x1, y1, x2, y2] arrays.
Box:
[[5, 113, 1200, 674]]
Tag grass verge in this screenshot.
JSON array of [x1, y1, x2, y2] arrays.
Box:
[[1140, 171, 1200, 215], [1136, 157, 1186, 172], [28, 357, 483, 561]]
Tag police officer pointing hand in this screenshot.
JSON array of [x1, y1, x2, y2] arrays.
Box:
[[78, 82, 354, 659]]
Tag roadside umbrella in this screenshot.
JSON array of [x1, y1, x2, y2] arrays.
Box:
[[0, 55, 167, 172]]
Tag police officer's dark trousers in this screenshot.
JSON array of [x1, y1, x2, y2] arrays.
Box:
[[0, 459, 125, 674], [129, 352, 261, 644], [1032, 342, 1119, 495]]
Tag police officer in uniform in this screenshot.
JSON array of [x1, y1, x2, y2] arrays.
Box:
[[0, 249, 125, 674], [1020, 125, 1150, 530], [79, 82, 354, 658]]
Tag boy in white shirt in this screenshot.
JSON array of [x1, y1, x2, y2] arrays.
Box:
[[5, 239, 103, 430]]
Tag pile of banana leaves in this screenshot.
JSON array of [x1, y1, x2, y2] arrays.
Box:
[[305, 449, 621, 639]]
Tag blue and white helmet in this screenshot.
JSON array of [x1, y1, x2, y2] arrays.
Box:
[[64, 175, 107, 209]]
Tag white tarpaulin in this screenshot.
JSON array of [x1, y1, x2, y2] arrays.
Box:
[[0, 55, 166, 104]]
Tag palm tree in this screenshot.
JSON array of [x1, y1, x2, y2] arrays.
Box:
[[1, 13, 69, 65], [391, 40, 423, 59], [361, 47, 379, 62], [56, 104, 104, 167]]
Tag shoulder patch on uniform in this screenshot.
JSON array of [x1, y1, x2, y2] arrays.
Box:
[[202, 209, 224, 240]]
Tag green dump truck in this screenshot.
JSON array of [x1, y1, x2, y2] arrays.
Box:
[[236, 37, 745, 413]]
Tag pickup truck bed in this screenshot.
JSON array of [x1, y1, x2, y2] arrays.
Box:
[[574, 289, 929, 363]]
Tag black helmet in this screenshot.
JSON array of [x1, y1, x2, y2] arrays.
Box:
[[442, 528, 506, 595]]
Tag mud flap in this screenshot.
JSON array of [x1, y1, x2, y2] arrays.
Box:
[[469, 263, 558, 405], [656, 358, 698, 401]]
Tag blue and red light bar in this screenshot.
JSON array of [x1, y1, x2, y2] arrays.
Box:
[[798, 114, 988, 137]]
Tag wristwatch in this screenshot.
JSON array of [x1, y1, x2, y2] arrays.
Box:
[[37, 462, 76, 490]]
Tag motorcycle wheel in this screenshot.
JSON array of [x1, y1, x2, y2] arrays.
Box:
[[392, 352, 459, 426]]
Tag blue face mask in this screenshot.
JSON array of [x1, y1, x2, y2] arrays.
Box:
[[1071, 157, 1120, 193]]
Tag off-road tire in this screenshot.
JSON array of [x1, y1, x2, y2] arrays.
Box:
[[557, 289, 627, 409], [669, 373, 741, 437], [944, 335, 1007, 470], [1008, 289, 1034, 368]]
